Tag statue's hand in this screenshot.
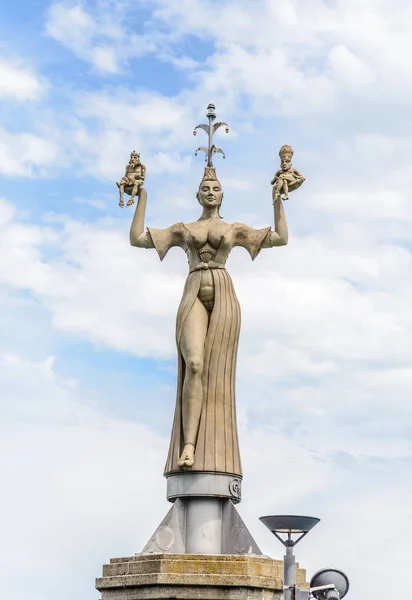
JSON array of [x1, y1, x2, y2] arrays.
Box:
[[272, 188, 282, 203]]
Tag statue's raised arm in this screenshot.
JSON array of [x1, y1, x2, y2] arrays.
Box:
[[129, 186, 154, 249], [124, 105, 305, 478]]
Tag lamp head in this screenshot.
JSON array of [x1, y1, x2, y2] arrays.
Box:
[[310, 568, 350, 600], [259, 515, 320, 548]]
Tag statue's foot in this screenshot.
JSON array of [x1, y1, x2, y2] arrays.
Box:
[[119, 199, 124, 208], [178, 444, 195, 469], [126, 198, 135, 207]]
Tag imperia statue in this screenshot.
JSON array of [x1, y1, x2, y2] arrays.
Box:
[[128, 105, 304, 477]]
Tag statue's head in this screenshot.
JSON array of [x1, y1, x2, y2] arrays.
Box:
[[196, 167, 223, 214], [279, 144, 293, 171], [130, 151, 141, 165]]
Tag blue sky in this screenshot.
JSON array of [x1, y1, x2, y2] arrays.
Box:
[[1, 1, 412, 599]]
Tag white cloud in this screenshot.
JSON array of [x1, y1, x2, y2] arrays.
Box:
[[0, 128, 58, 177], [63, 90, 197, 179], [0, 198, 15, 226], [45, 2, 157, 73], [46, 4, 96, 49], [0, 350, 168, 600], [149, 0, 412, 117], [327, 44, 376, 88], [89, 45, 119, 73], [0, 198, 181, 356], [0, 57, 44, 100]]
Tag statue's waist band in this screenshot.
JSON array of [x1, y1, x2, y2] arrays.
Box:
[[189, 262, 226, 274]]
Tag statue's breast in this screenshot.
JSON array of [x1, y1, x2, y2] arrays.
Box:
[[207, 228, 227, 248], [183, 221, 233, 264], [193, 231, 212, 248], [185, 223, 223, 247]]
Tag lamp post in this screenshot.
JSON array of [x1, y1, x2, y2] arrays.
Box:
[[259, 515, 320, 600], [259, 515, 350, 600]]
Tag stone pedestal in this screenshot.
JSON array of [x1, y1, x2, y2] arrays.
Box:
[[96, 553, 309, 600]]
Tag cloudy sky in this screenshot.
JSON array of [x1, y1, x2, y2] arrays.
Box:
[[1, 0, 412, 599]]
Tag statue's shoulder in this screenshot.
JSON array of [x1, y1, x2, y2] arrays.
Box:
[[148, 222, 184, 236], [183, 221, 198, 229], [233, 221, 271, 241], [231, 222, 271, 259], [232, 222, 251, 234], [231, 222, 255, 244]]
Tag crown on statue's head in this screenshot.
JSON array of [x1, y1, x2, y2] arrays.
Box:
[[130, 150, 140, 159], [279, 145, 294, 158], [199, 166, 221, 187]]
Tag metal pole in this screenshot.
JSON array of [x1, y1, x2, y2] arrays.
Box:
[[206, 104, 215, 166], [185, 497, 222, 554], [284, 545, 296, 600]]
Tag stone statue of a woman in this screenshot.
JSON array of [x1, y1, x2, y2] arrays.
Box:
[[129, 164, 290, 478]]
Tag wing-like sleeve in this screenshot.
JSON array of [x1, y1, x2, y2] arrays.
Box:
[[147, 223, 183, 261], [233, 223, 271, 260]]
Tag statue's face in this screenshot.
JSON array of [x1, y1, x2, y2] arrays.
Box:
[[198, 180, 223, 208], [281, 156, 292, 170]]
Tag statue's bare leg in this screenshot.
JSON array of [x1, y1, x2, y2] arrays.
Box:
[[273, 178, 283, 201], [126, 183, 138, 207], [126, 182, 142, 206], [179, 298, 209, 469], [118, 184, 125, 208], [283, 179, 289, 200]]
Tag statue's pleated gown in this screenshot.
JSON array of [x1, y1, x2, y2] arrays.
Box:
[[148, 222, 270, 477]]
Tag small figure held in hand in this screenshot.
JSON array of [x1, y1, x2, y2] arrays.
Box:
[[271, 145, 305, 202], [117, 151, 146, 208]]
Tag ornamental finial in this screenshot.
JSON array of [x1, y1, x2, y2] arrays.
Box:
[[193, 103, 229, 167]]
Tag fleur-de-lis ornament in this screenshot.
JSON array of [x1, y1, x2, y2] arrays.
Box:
[[193, 103, 229, 166]]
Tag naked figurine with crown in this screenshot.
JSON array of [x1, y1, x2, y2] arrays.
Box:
[[128, 104, 304, 478], [271, 144, 305, 201], [117, 151, 146, 207]]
